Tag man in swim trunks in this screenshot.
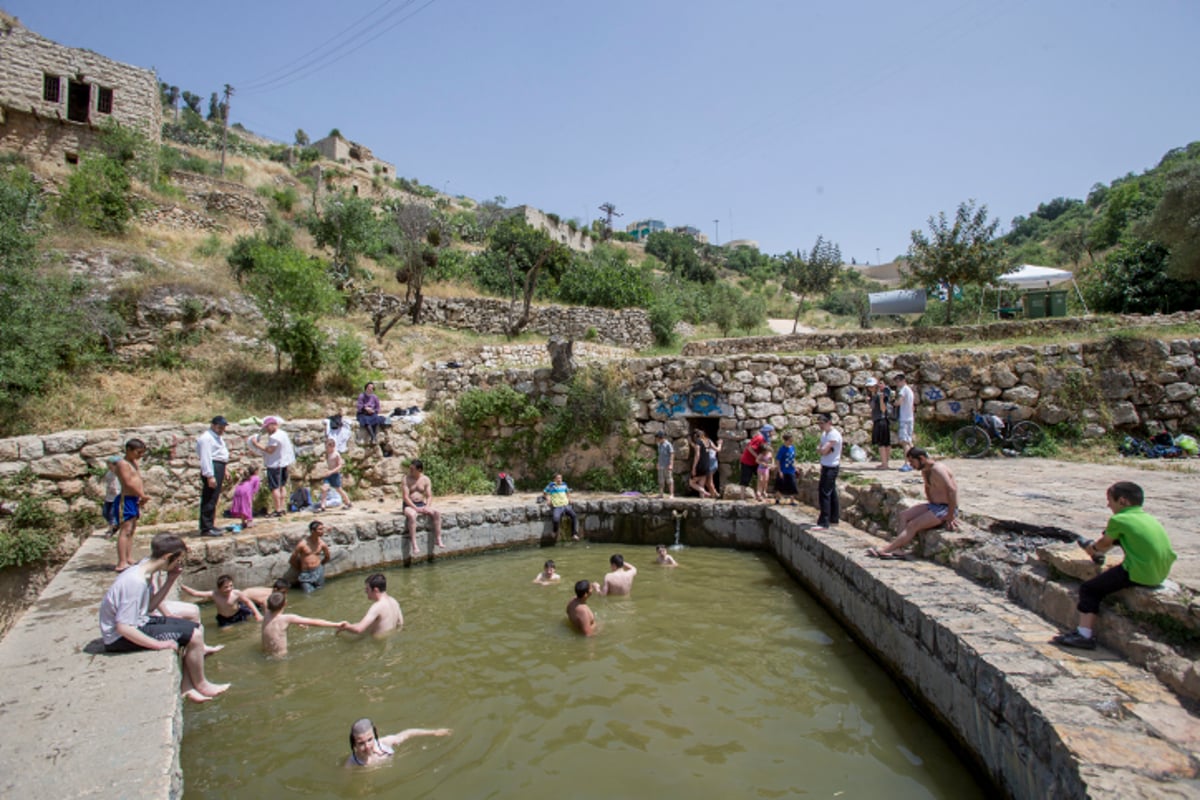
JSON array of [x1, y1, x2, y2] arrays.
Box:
[[595, 554, 637, 596], [180, 574, 263, 627], [867, 447, 958, 559], [98, 533, 229, 703], [340, 573, 404, 637], [566, 580, 596, 636], [290, 520, 332, 593], [403, 460, 444, 547], [112, 438, 149, 572], [346, 718, 451, 768]]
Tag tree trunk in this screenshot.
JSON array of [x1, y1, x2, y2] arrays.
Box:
[[944, 288, 956, 325], [791, 295, 805, 334]]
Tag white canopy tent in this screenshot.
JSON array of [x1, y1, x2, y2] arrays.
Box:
[[982, 264, 1089, 315]]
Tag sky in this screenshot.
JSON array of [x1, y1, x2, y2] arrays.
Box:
[[8, 0, 1199, 263]]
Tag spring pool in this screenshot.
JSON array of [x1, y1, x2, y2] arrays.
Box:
[[182, 544, 987, 798]]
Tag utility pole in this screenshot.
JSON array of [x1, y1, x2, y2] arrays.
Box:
[[713, 219, 719, 246], [598, 202, 621, 241], [219, 83, 234, 177], [876, 247, 881, 266]]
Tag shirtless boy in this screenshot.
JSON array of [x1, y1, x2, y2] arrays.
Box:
[[346, 718, 451, 768], [290, 520, 332, 593], [533, 559, 561, 585], [339, 573, 404, 637], [403, 460, 443, 547], [594, 554, 637, 596], [655, 545, 679, 567], [180, 574, 264, 627], [112, 438, 149, 572], [566, 580, 596, 636], [241, 578, 291, 609], [99, 533, 229, 703], [867, 447, 958, 559], [260, 591, 344, 657]]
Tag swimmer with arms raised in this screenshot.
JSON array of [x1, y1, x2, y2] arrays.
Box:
[[346, 718, 451, 768], [593, 554, 637, 596], [566, 580, 596, 636]]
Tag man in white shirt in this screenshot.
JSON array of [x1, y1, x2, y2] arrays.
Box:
[[812, 413, 843, 531], [246, 417, 296, 517], [196, 415, 230, 537], [893, 373, 916, 471]]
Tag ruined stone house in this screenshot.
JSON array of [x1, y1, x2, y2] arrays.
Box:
[[311, 132, 394, 179], [0, 12, 161, 166]]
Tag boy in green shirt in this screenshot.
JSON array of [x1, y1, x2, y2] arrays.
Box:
[[1054, 481, 1177, 650]]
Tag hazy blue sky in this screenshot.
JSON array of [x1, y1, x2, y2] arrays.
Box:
[[9, 0, 1199, 261]]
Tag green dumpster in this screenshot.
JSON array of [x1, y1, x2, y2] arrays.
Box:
[[1024, 290, 1048, 319], [1047, 290, 1068, 317]]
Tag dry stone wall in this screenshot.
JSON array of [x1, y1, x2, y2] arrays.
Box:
[[0, 419, 421, 520], [682, 311, 1200, 357], [413, 296, 652, 349], [426, 335, 1200, 475]]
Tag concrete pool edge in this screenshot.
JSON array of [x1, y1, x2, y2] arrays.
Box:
[[0, 498, 1195, 798]]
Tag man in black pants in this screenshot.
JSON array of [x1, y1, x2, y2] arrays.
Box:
[[812, 414, 843, 531], [196, 415, 229, 537]]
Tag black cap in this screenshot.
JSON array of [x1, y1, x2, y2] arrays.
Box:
[[211, 416, 228, 426]]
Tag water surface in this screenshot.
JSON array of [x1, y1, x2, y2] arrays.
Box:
[[183, 545, 986, 798]]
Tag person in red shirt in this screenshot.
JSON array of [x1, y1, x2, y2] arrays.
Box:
[[739, 425, 774, 498]]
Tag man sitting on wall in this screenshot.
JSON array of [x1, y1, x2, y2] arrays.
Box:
[[866, 448, 957, 559]]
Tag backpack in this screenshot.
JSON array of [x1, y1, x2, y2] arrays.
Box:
[[495, 472, 515, 496], [288, 486, 312, 511], [1176, 434, 1198, 456]]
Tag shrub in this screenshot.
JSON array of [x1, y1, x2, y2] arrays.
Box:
[[457, 385, 541, 429], [194, 233, 222, 258], [556, 245, 653, 309], [541, 365, 630, 451], [327, 333, 366, 392], [55, 156, 136, 234], [647, 296, 680, 346]]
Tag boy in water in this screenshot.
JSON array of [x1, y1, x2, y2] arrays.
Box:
[[180, 574, 264, 627], [339, 573, 404, 637], [594, 554, 637, 596], [655, 544, 679, 567], [533, 559, 561, 585], [346, 718, 451, 768], [261, 591, 344, 657], [290, 520, 332, 592], [241, 578, 290, 609], [566, 580, 596, 636], [112, 438, 149, 572]]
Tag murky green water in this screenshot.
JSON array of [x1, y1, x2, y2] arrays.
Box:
[[183, 545, 987, 799]]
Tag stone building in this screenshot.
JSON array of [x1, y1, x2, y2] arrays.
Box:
[[311, 132, 394, 179], [510, 205, 594, 253], [0, 12, 161, 165]]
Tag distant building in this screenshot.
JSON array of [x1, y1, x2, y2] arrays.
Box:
[[0, 12, 161, 166], [510, 205, 593, 253], [672, 225, 709, 245], [625, 219, 666, 241], [311, 132, 394, 179], [723, 239, 759, 250]]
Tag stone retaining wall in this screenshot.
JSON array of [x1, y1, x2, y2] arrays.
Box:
[[0, 419, 421, 521], [411, 296, 652, 349], [425, 335, 1200, 479], [682, 311, 1200, 357]]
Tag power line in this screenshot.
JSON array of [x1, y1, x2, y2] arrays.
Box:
[[240, 0, 439, 96], [237, 0, 400, 89]]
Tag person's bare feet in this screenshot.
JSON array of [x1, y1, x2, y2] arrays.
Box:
[[182, 689, 212, 704], [197, 681, 231, 698], [114, 564, 130, 572], [436, 540, 446, 548], [203, 644, 224, 657]]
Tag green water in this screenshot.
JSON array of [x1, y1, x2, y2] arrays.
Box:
[[182, 545, 987, 799]]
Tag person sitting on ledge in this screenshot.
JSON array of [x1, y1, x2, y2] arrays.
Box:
[[346, 718, 451, 768], [1052, 481, 1177, 650], [543, 473, 580, 540], [403, 460, 444, 548], [355, 382, 391, 446], [866, 447, 957, 559], [98, 533, 229, 703]]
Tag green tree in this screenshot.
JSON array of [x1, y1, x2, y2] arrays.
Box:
[[181, 91, 202, 115], [645, 230, 713, 283], [306, 192, 379, 288], [557, 244, 653, 309], [905, 200, 1014, 324], [781, 235, 842, 332], [231, 241, 337, 381], [54, 155, 135, 235], [1143, 162, 1200, 279], [480, 216, 571, 337], [294, 129, 310, 147], [1081, 241, 1200, 314]]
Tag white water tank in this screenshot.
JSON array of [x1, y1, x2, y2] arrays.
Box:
[[868, 289, 927, 315]]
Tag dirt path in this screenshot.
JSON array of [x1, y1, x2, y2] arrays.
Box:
[[767, 318, 815, 335], [840, 457, 1199, 592]]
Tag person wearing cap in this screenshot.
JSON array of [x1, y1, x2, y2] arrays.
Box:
[[196, 416, 230, 537], [865, 377, 892, 470], [738, 425, 774, 499], [246, 417, 296, 518], [812, 414, 842, 531]]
